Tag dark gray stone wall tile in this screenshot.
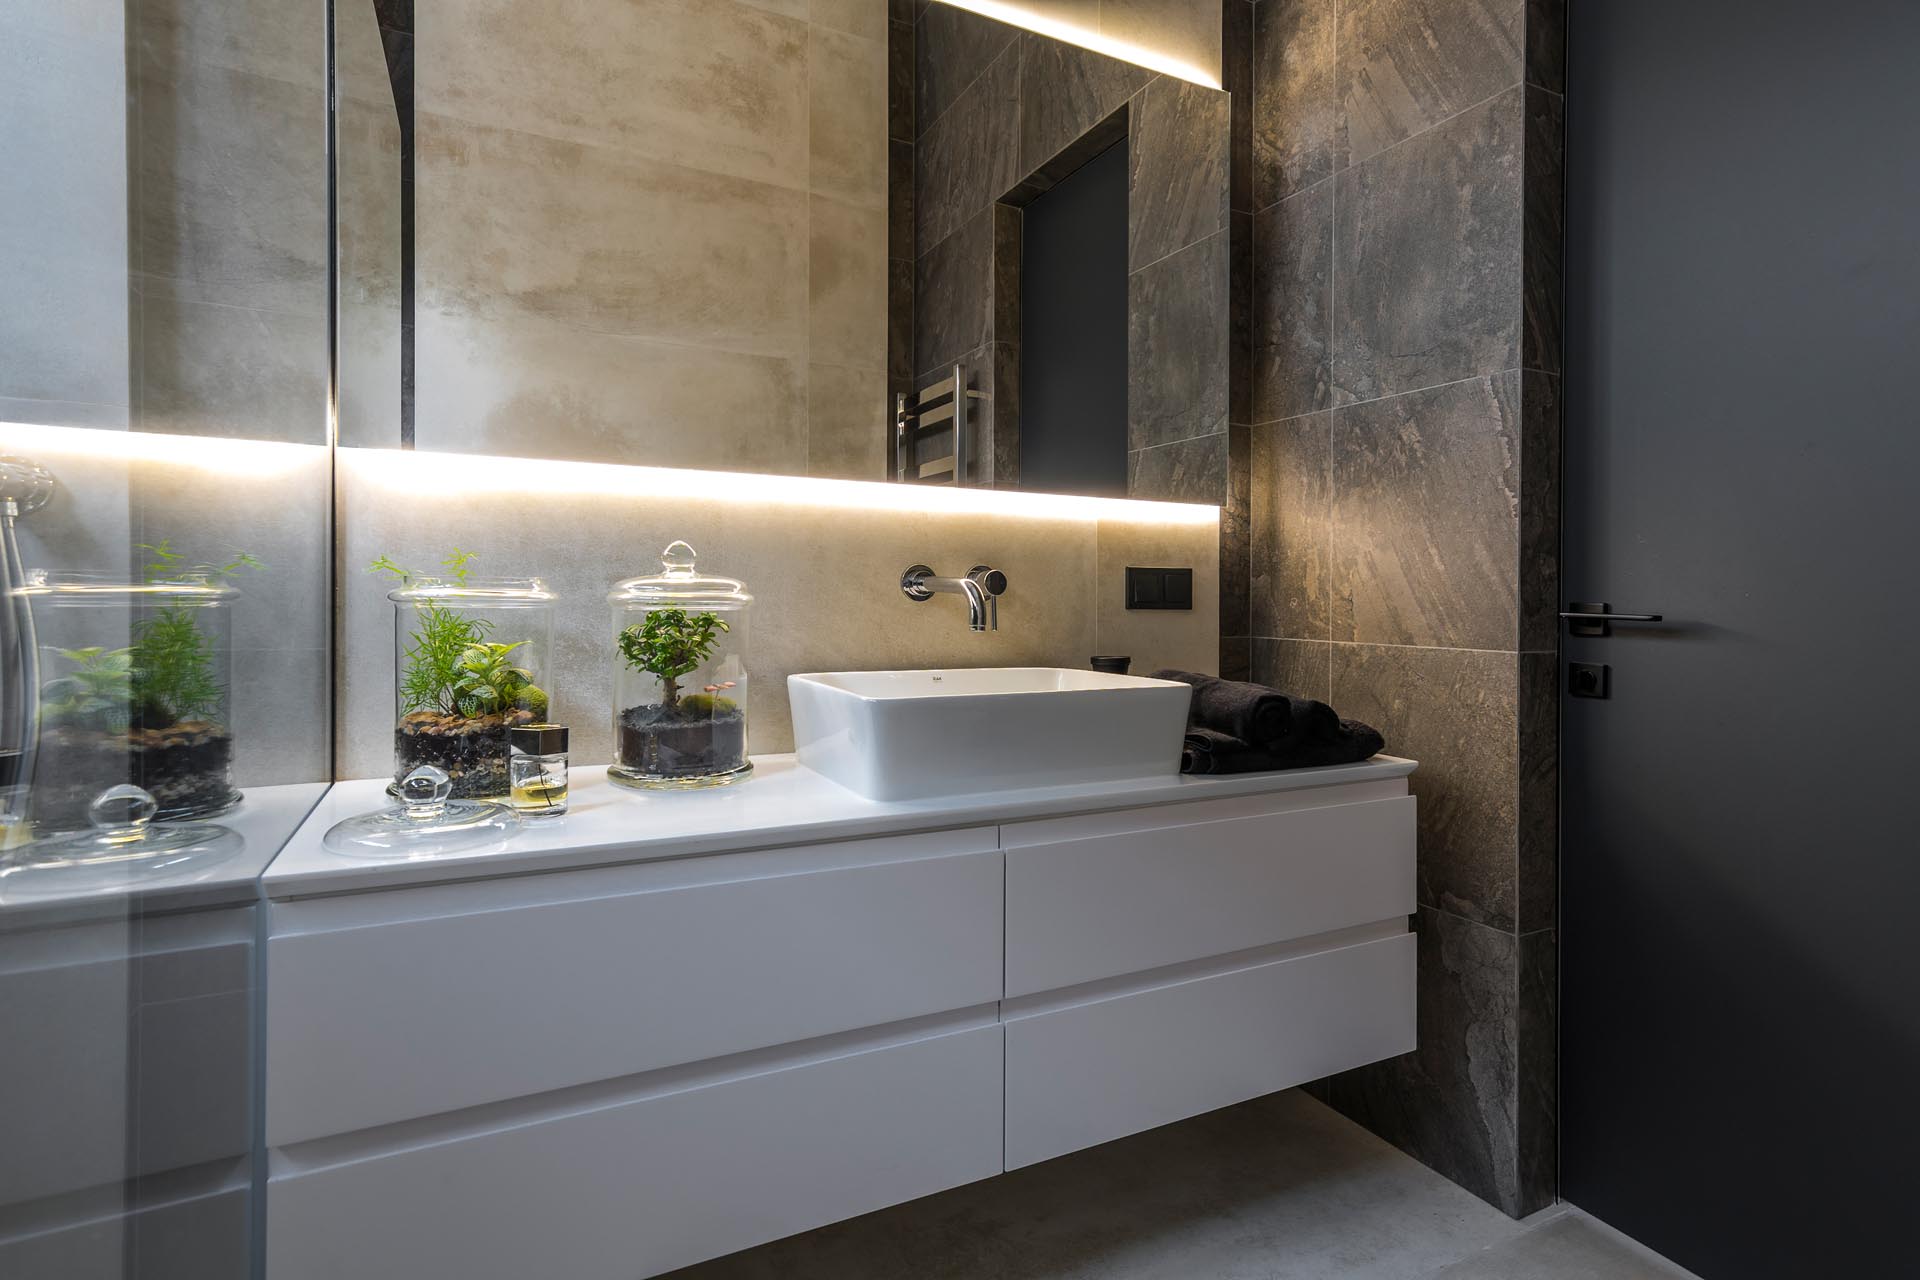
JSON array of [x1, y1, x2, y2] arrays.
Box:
[[1333, 86, 1524, 405], [1252, 181, 1332, 423], [1224, 0, 1255, 214], [1253, 0, 1336, 208], [1018, 36, 1149, 179], [1519, 370, 1560, 650], [1332, 644, 1519, 929], [915, 42, 1021, 254], [1253, 637, 1332, 701], [1516, 651, 1557, 933], [915, 2, 1017, 136], [889, 137, 914, 260], [890, 19, 914, 142], [1337, 0, 1524, 169], [1516, 925, 1557, 1214], [1219, 635, 1252, 682], [1223, 420, 1253, 639], [1523, 84, 1564, 374], [986, 339, 1020, 487], [914, 207, 991, 375], [1230, 209, 1253, 424], [992, 200, 1022, 351], [1129, 430, 1228, 504], [1129, 76, 1230, 270], [1331, 372, 1521, 651], [1250, 412, 1330, 641], [1312, 905, 1526, 1216], [888, 258, 914, 384], [1128, 231, 1230, 451], [1525, 0, 1566, 93]]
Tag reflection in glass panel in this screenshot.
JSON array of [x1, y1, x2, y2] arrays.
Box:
[[0, 1, 331, 1275]]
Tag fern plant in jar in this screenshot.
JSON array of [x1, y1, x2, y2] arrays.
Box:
[[608, 542, 751, 789], [371, 551, 555, 799]]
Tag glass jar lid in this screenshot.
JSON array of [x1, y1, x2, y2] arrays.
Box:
[[13, 568, 238, 603], [322, 766, 521, 859], [608, 542, 751, 607], [387, 575, 556, 607]]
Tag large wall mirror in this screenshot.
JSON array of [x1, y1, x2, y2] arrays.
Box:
[[334, 0, 1230, 504]]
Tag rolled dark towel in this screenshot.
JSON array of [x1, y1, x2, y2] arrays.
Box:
[[1180, 720, 1386, 775], [1152, 669, 1339, 748]]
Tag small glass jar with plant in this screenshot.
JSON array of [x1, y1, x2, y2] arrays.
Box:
[[24, 543, 258, 830], [608, 542, 751, 789], [371, 551, 556, 799]]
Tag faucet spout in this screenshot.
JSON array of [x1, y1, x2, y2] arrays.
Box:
[[900, 564, 1005, 632]]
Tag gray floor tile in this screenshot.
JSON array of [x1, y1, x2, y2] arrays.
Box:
[[668, 1090, 1530, 1279], [1423, 1210, 1703, 1280]]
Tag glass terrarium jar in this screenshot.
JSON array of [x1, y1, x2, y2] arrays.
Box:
[[608, 541, 751, 789], [387, 576, 556, 799], [20, 570, 241, 831]]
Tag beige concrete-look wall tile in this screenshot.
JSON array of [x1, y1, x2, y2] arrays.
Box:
[[418, 0, 808, 190], [136, 295, 328, 444], [807, 363, 888, 479], [337, 297, 402, 450], [1094, 517, 1221, 676], [415, 112, 809, 358], [412, 311, 808, 474], [130, 0, 325, 89], [810, 196, 890, 371], [131, 52, 328, 316], [811, 0, 889, 39], [335, 96, 402, 313], [0, 24, 130, 285], [1101, 0, 1221, 85], [810, 25, 889, 209], [0, 260, 131, 417], [336, 452, 1121, 775], [329, 0, 394, 108]]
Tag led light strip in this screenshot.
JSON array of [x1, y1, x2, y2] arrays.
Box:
[[930, 0, 1221, 89], [341, 447, 1218, 526], [0, 421, 324, 477]]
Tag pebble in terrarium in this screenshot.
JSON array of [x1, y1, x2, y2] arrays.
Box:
[[27, 543, 258, 830], [608, 542, 752, 789], [370, 550, 556, 799]]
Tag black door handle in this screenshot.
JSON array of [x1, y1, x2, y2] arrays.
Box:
[[1561, 602, 1663, 636]]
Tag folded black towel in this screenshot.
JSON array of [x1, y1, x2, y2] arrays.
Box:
[[1151, 669, 1339, 747], [1179, 721, 1385, 775]]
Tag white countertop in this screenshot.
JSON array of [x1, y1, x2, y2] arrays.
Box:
[[0, 782, 331, 926], [262, 754, 1417, 898]]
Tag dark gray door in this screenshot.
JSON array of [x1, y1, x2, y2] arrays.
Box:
[[1561, 1, 1920, 1275]]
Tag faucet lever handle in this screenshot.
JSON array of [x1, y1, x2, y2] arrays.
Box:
[[968, 565, 1008, 596]]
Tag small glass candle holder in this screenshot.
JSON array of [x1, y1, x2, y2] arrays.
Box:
[[507, 723, 569, 817]]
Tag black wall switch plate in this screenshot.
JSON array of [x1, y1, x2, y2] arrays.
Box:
[[1568, 662, 1610, 699], [1126, 566, 1193, 610]]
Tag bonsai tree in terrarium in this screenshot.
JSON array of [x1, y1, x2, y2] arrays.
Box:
[[615, 607, 744, 781], [33, 543, 258, 826], [371, 550, 552, 798]]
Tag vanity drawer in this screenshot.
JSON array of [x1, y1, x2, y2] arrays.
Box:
[[267, 827, 1002, 1145], [268, 1022, 1004, 1280], [1003, 931, 1414, 1169], [1003, 791, 1415, 996]]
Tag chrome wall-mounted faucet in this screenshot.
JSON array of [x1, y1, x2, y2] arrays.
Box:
[[901, 564, 1009, 632]]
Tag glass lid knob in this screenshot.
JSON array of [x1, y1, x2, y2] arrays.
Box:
[[661, 540, 697, 577], [89, 785, 159, 846], [398, 765, 453, 820]]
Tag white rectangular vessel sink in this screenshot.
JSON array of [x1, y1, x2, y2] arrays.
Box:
[[788, 667, 1192, 801]]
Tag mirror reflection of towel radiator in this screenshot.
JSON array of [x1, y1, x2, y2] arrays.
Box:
[[894, 363, 985, 486]]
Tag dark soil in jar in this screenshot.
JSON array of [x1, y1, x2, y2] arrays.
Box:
[[617, 703, 747, 779], [33, 721, 236, 829], [394, 708, 535, 798]]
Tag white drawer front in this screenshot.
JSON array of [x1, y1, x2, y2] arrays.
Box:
[[1004, 795, 1414, 996], [1004, 932, 1415, 1169], [267, 829, 1002, 1145], [268, 1024, 1004, 1280]]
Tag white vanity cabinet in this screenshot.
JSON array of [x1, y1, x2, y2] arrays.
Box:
[[261, 758, 1416, 1280]]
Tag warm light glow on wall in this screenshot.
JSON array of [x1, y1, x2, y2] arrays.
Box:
[[0, 422, 323, 478], [931, 0, 1220, 88], [342, 447, 1219, 526]]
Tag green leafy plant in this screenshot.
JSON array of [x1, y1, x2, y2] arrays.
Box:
[[41, 646, 134, 733], [130, 609, 224, 725], [617, 608, 729, 709], [371, 551, 545, 719]]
